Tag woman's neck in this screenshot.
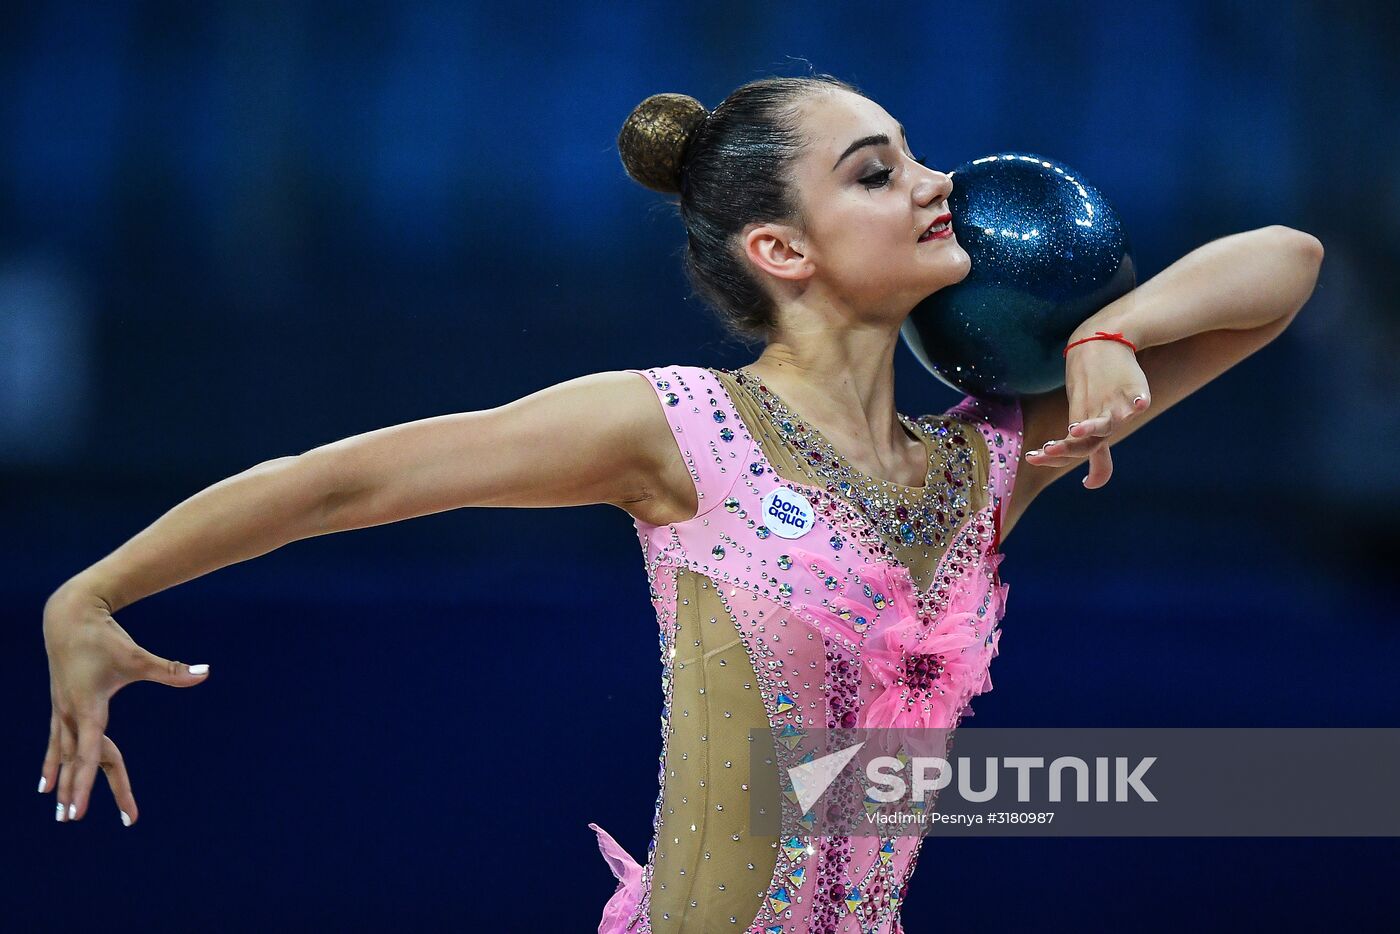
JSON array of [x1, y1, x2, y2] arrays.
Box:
[[743, 342, 914, 461]]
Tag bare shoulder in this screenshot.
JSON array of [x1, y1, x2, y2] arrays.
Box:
[[602, 370, 699, 525]]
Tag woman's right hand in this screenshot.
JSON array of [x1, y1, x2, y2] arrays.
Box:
[[41, 583, 211, 824]]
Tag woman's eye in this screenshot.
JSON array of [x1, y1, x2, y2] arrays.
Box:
[[860, 167, 894, 188], [861, 154, 928, 188]]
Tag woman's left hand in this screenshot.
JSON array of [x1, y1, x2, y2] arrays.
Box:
[[1024, 337, 1152, 489]]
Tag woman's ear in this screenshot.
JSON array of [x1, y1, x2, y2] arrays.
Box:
[[742, 222, 815, 283]]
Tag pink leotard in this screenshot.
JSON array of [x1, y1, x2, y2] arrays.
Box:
[[590, 364, 1023, 933]]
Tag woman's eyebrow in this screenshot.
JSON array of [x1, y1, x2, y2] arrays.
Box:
[[833, 123, 907, 171]]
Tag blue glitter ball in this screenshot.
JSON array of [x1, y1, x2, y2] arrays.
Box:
[[903, 152, 1136, 398]]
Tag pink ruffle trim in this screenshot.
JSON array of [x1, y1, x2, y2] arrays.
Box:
[[860, 550, 1009, 730], [589, 822, 643, 933]]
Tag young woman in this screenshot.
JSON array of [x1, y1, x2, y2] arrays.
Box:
[[40, 73, 1322, 933]]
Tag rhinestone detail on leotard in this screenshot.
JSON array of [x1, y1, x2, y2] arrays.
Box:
[[599, 365, 1022, 934]]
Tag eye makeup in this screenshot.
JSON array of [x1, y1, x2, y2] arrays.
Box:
[[859, 154, 929, 188]]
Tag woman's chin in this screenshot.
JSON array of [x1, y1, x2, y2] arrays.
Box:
[[953, 248, 972, 279], [936, 247, 972, 283], [918, 253, 970, 291]]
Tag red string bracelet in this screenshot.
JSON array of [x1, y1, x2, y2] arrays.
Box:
[[1063, 330, 1138, 358]]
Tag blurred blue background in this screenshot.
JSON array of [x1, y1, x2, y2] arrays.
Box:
[[4, 0, 1397, 930]]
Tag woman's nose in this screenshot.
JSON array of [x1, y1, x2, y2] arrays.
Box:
[[920, 171, 952, 205]]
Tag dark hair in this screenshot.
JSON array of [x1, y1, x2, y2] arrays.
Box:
[[617, 73, 864, 345]]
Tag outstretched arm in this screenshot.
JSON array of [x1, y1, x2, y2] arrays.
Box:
[[42, 369, 668, 823], [57, 371, 664, 613], [1002, 225, 1324, 539]]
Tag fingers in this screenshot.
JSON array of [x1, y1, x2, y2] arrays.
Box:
[[65, 706, 110, 821], [132, 647, 211, 688], [55, 717, 76, 822], [40, 708, 61, 797], [1026, 432, 1099, 465], [98, 735, 138, 826], [1068, 414, 1113, 440], [50, 721, 136, 825], [1082, 444, 1114, 489], [1025, 393, 1143, 484], [1025, 416, 1108, 466]]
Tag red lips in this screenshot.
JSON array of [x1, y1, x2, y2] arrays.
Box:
[[919, 212, 953, 241]]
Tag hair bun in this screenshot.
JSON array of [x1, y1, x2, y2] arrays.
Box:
[[617, 93, 710, 195]]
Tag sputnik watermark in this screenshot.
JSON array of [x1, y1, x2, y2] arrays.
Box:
[[746, 728, 1400, 836], [862, 752, 1156, 803], [784, 741, 1154, 831]]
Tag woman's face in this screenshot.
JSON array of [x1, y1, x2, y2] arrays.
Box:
[[745, 89, 969, 320]]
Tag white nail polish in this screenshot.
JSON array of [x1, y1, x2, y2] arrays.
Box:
[[56, 802, 65, 822], [188, 664, 209, 675], [68, 803, 76, 820], [38, 776, 46, 793], [120, 810, 132, 827]]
